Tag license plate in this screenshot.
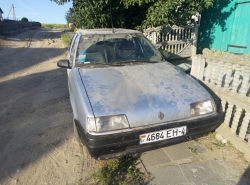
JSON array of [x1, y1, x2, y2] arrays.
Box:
[[139, 126, 187, 144]]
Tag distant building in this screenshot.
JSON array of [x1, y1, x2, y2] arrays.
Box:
[[0, 8, 3, 21]]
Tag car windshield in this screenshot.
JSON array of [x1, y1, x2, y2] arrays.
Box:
[[76, 33, 164, 67]]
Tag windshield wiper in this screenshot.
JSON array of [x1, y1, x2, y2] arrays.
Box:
[[113, 60, 159, 65], [77, 62, 124, 67]]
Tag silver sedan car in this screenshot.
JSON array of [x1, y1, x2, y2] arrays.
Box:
[[57, 29, 220, 160]]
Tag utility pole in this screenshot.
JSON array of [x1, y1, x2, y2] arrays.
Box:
[[7, 4, 16, 20]]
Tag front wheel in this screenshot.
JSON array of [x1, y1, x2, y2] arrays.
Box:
[[73, 118, 96, 166]]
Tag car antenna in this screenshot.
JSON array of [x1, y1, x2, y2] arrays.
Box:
[[109, 0, 115, 33]]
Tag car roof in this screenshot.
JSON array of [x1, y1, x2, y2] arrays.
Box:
[[77, 28, 141, 35]]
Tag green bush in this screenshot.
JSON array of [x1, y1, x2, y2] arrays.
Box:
[[61, 32, 70, 45], [92, 156, 149, 185]]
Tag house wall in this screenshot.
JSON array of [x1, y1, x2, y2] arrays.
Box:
[[198, 0, 250, 54]]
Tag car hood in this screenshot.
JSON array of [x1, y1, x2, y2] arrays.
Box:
[[79, 62, 211, 127]]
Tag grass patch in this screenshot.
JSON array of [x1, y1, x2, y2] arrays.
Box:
[[226, 140, 233, 147], [61, 32, 70, 45], [42, 23, 68, 29], [209, 132, 216, 139], [92, 156, 149, 185], [212, 142, 225, 149], [188, 147, 198, 155]]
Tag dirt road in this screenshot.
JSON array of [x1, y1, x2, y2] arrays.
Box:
[[0, 29, 96, 185]]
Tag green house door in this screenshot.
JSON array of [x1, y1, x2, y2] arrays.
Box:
[[228, 2, 250, 53]]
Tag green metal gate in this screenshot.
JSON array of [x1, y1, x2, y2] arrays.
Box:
[[198, 0, 250, 54]]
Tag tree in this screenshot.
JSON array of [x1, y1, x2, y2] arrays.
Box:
[[71, 0, 149, 29], [129, 0, 215, 30], [65, 8, 75, 23], [21, 17, 28, 22], [51, 0, 216, 30]]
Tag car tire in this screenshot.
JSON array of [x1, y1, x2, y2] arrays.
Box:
[[73, 118, 96, 166]]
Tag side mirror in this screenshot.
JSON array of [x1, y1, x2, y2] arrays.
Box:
[[57, 59, 71, 69]]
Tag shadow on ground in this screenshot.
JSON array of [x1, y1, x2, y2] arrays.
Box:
[[0, 68, 73, 183]]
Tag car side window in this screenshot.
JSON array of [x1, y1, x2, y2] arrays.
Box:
[[69, 34, 80, 66]]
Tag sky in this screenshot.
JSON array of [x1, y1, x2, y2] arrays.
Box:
[[0, 0, 72, 24]]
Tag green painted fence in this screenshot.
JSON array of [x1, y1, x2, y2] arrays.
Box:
[[198, 0, 250, 54]]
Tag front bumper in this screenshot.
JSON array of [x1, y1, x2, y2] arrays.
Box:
[[75, 113, 220, 160]]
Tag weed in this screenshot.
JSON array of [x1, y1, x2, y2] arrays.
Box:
[[211, 49, 223, 54], [209, 132, 216, 139], [218, 50, 223, 54], [212, 142, 225, 149], [61, 32, 70, 45], [226, 140, 233, 147], [74, 181, 79, 185], [188, 147, 198, 155], [92, 156, 149, 185]]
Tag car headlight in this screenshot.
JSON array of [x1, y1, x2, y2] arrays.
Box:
[[87, 115, 130, 132], [190, 100, 214, 116]]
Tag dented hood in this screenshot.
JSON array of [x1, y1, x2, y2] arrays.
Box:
[[79, 62, 211, 127]]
